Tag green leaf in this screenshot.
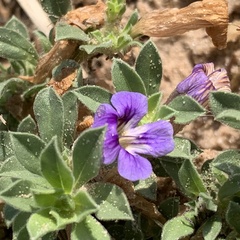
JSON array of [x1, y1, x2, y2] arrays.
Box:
[[161, 211, 195, 240], [124, 220, 144, 240], [159, 197, 180, 220], [134, 174, 157, 200], [27, 208, 58, 240], [215, 109, 240, 130], [12, 212, 31, 240], [40, 0, 72, 21], [107, 224, 125, 240], [52, 59, 79, 82], [0, 78, 27, 105], [218, 174, 240, 202], [169, 137, 201, 160], [168, 95, 205, 123], [226, 201, 240, 234], [11, 132, 46, 175], [122, 10, 139, 33], [157, 105, 176, 120], [202, 214, 222, 240], [80, 41, 113, 54], [71, 215, 111, 240], [112, 58, 146, 94], [0, 131, 14, 161], [156, 138, 201, 190], [156, 157, 185, 189], [226, 231, 240, 240], [33, 87, 64, 145], [0, 156, 24, 172], [55, 22, 89, 41], [0, 27, 38, 63], [15, 227, 30, 240], [72, 126, 105, 189], [0, 176, 13, 192], [22, 81, 46, 99], [32, 188, 63, 208], [3, 204, 20, 228], [0, 156, 49, 186], [40, 136, 74, 193], [135, 40, 162, 96], [210, 91, 240, 129], [210, 91, 240, 112], [148, 92, 162, 113], [62, 92, 78, 148], [73, 86, 112, 112], [50, 209, 77, 229], [0, 180, 36, 212], [34, 30, 52, 53], [90, 182, 133, 220], [141, 92, 162, 123], [199, 192, 217, 212], [73, 190, 98, 222], [212, 150, 240, 177], [5, 16, 29, 39], [178, 159, 207, 197], [17, 115, 38, 134]]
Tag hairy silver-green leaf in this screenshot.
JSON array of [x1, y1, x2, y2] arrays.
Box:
[[136, 40, 162, 96], [71, 215, 111, 240], [213, 150, 240, 177], [27, 208, 58, 240], [40, 0, 72, 22], [62, 92, 78, 148], [0, 27, 38, 63], [17, 115, 37, 134], [10, 132, 45, 175], [5, 16, 29, 39], [55, 22, 89, 41], [0, 180, 36, 212], [168, 95, 205, 124], [162, 211, 195, 240], [33, 87, 64, 145], [210, 91, 240, 129], [40, 137, 74, 193], [72, 126, 105, 189], [90, 182, 133, 221], [178, 159, 207, 197], [74, 86, 112, 112], [112, 58, 146, 94]]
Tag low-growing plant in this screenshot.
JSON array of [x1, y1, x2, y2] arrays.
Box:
[[0, 0, 239, 239]]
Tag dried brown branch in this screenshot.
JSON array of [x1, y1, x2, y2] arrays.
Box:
[[33, 0, 106, 84], [131, 0, 228, 49]]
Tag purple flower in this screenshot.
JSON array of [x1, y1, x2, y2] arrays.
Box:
[[176, 63, 231, 107], [92, 91, 174, 181]]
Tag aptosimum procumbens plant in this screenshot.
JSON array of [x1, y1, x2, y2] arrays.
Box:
[[0, 0, 240, 239]]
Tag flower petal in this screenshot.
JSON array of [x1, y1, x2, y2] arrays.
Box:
[[176, 64, 213, 104], [92, 104, 118, 128], [123, 120, 174, 157], [111, 91, 148, 129], [209, 68, 231, 92], [92, 103, 121, 164], [118, 149, 152, 181], [103, 127, 121, 164]]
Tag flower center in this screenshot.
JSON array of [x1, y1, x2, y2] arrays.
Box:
[[117, 119, 136, 149], [119, 134, 135, 149]]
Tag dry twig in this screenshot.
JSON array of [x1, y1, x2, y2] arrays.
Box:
[[131, 0, 228, 49]]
